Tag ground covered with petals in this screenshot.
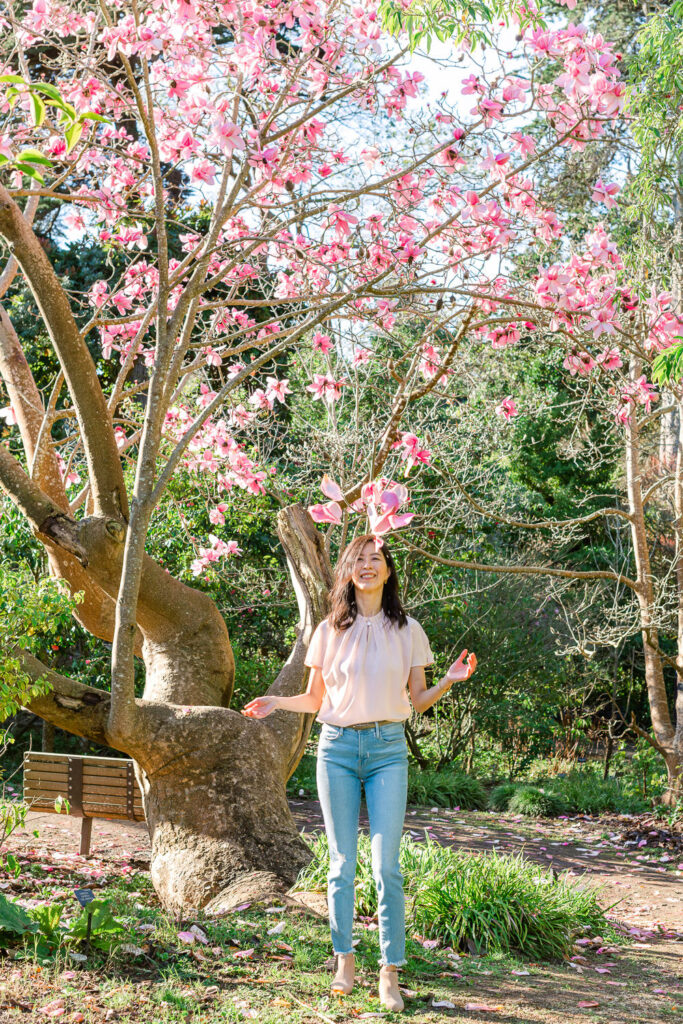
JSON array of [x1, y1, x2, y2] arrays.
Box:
[[0, 805, 680, 1022]]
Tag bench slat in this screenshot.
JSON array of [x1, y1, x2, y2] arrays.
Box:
[[25, 789, 141, 808], [23, 768, 68, 783], [25, 779, 139, 800], [24, 753, 133, 769], [83, 766, 131, 781], [26, 799, 144, 822]]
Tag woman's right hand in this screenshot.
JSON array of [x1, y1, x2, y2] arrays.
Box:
[[241, 696, 279, 719]]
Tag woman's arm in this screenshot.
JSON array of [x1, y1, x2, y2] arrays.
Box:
[[408, 666, 453, 714], [241, 667, 326, 718], [408, 650, 477, 714]]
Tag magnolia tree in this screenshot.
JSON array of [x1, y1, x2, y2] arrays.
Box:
[[0, 0, 633, 911]]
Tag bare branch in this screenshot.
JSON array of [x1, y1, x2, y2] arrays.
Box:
[[403, 540, 639, 590]]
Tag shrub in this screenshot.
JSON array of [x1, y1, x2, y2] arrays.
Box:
[[294, 831, 608, 961], [488, 782, 519, 811], [549, 772, 649, 816], [411, 845, 606, 960], [507, 785, 566, 817], [407, 768, 487, 810]]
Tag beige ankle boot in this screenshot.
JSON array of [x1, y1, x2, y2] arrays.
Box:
[[331, 952, 355, 994], [379, 964, 404, 1011]]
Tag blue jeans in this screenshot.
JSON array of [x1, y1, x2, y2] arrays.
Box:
[[316, 720, 408, 967]]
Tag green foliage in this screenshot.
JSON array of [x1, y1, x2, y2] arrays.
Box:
[[411, 846, 607, 959], [286, 752, 317, 799], [66, 898, 127, 947], [652, 342, 683, 386], [407, 767, 487, 809], [625, 0, 683, 214], [489, 765, 655, 817], [507, 785, 567, 818], [549, 772, 649, 816], [0, 803, 28, 868], [0, 562, 80, 723], [488, 782, 519, 811], [0, 891, 129, 953], [30, 903, 63, 943], [0, 893, 37, 938], [378, 0, 540, 51], [294, 831, 609, 960]]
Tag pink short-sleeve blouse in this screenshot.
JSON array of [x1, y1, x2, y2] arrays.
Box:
[[304, 611, 434, 726]]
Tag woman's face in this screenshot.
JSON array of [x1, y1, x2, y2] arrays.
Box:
[[350, 540, 391, 595]]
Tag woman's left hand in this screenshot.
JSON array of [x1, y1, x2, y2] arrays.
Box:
[[446, 649, 477, 681]]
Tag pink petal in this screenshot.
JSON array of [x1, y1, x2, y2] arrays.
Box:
[[308, 501, 342, 525], [388, 512, 415, 529], [379, 490, 401, 513], [320, 474, 344, 501]]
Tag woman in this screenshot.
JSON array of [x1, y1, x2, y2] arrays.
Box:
[[242, 534, 477, 1013]]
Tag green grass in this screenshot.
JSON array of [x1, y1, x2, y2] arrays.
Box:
[[407, 768, 487, 810], [293, 830, 609, 960], [488, 782, 519, 811], [549, 772, 650, 815], [488, 771, 654, 816], [507, 785, 567, 817]]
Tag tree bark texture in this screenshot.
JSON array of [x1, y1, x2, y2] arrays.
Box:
[[6, 494, 331, 911], [625, 366, 682, 801]]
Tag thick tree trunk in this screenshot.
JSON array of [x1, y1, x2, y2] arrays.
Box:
[[18, 503, 332, 913], [138, 727, 312, 916]]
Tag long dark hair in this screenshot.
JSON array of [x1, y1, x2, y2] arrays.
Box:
[[328, 534, 408, 631]]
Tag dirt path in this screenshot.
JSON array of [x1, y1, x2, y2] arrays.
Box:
[[8, 801, 683, 934]]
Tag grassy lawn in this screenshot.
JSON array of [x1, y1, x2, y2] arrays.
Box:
[[0, 852, 681, 1023]]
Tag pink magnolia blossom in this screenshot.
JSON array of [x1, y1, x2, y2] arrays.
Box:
[[190, 159, 217, 185], [265, 377, 292, 404], [321, 474, 344, 501], [308, 500, 343, 525], [204, 347, 223, 367], [392, 432, 432, 475], [597, 347, 622, 370], [363, 481, 415, 546], [306, 373, 347, 404], [209, 503, 229, 525], [312, 332, 334, 353], [563, 351, 596, 376], [248, 388, 275, 412], [495, 396, 518, 420], [352, 347, 372, 367], [191, 535, 243, 577], [592, 178, 620, 209], [228, 404, 254, 429]]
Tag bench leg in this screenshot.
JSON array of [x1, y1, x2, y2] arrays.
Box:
[[79, 817, 93, 857]]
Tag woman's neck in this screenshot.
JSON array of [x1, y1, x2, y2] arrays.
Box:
[[355, 590, 383, 617]]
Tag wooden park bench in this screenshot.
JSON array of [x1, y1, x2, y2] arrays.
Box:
[[23, 751, 145, 856]]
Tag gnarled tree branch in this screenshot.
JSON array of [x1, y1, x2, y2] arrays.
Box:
[[16, 648, 112, 747], [0, 184, 127, 519]]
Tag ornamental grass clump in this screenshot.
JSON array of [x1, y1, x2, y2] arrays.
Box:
[[507, 785, 567, 817], [488, 782, 520, 811], [550, 772, 649, 815], [294, 831, 608, 960], [410, 845, 607, 960], [407, 767, 487, 810]]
